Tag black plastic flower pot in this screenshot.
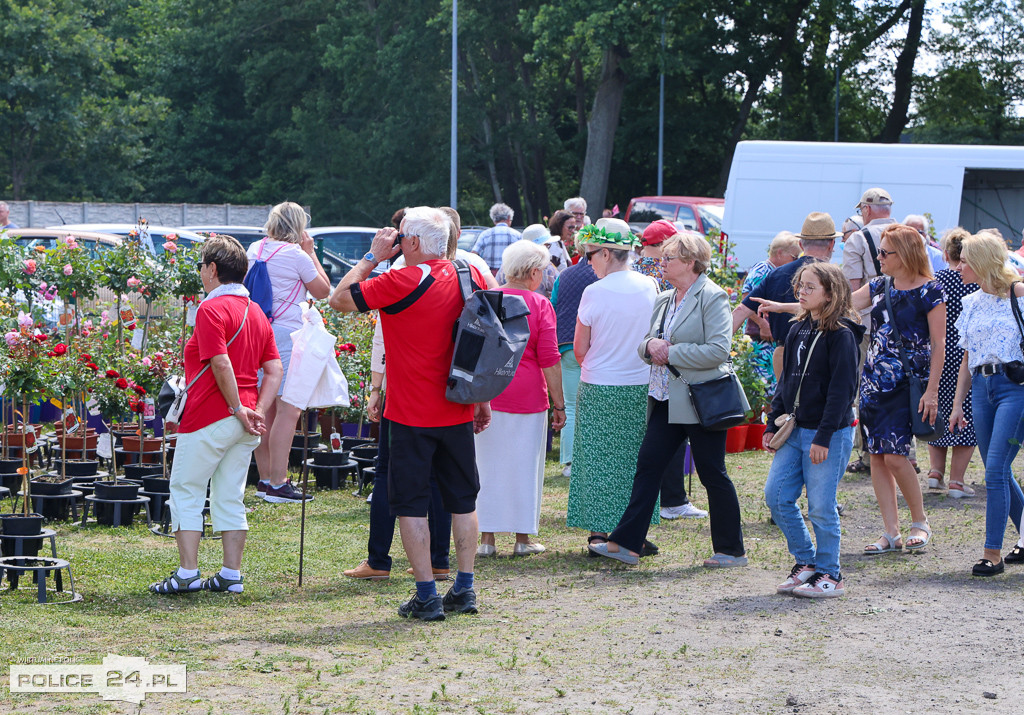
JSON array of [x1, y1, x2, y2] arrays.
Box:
[[0, 472, 22, 493], [341, 437, 375, 452], [124, 464, 163, 480], [93, 481, 141, 501], [0, 512, 45, 557], [292, 432, 321, 449], [311, 449, 350, 466], [29, 477, 74, 496], [141, 476, 170, 493], [351, 446, 378, 461], [0, 458, 22, 473], [52, 459, 101, 477]]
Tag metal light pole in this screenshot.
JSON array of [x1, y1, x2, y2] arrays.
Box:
[[657, 19, 665, 195], [834, 27, 840, 142], [450, 0, 458, 207]]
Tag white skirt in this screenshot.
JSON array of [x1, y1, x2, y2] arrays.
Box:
[[474, 410, 547, 534]]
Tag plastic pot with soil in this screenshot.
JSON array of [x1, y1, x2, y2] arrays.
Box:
[[0, 512, 45, 558]]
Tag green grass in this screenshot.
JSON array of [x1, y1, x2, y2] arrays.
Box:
[[1, 439, 1023, 713]]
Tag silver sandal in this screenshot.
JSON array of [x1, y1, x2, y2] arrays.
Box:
[[864, 532, 902, 555], [905, 521, 932, 551]]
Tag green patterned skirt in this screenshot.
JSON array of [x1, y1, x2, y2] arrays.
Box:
[[566, 382, 657, 533]]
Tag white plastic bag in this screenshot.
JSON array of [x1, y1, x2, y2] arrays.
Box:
[[281, 306, 350, 410]]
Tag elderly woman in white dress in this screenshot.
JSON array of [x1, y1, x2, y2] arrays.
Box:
[[475, 241, 565, 556]]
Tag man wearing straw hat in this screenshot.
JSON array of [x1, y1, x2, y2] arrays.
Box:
[[732, 213, 840, 377]]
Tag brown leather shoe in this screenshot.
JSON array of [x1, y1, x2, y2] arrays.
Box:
[[405, 567, 451, 581], [343, 560, 390, 581]]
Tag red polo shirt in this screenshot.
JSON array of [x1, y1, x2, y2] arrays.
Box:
[[353, 260, 485, 428], [179, 296, 279, 433]]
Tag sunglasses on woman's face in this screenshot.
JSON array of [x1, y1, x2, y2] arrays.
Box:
[[877, 248, 896, 258], [585, 248, 604, 260]]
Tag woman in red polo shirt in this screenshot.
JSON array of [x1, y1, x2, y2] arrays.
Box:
[[149, 235, 282, 595]]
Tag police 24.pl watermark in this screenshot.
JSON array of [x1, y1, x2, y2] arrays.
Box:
[[10, 654, 186, 704]]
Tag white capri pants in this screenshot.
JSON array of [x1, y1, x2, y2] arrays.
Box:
[[169, 416, 260, 533]]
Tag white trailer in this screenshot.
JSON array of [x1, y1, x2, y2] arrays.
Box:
[[722, 140, 1024, 270]]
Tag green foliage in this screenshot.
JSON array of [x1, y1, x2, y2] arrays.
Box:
[[731, 333, 767, 419]]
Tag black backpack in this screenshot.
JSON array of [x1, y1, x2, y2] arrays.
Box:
[[445, 260, 532, 404]]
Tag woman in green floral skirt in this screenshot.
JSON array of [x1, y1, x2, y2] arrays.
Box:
[[566, 219, 659, 550]]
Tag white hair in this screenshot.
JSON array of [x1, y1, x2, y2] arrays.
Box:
[[501, 240, 549, 281], [564, 197, 586, 212], [489, 203, 514, 224], [903, 214, 930, 243], [403, 206, 450, 257]]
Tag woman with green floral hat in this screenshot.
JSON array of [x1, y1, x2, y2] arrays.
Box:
[[566, 218, 659, 554]]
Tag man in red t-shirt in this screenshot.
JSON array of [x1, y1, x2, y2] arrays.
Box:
[[330, 206, 490, 621]]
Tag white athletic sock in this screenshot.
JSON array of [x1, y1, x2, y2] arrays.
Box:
[[219, 567, 243, 592], [176, 567, 201, 589]]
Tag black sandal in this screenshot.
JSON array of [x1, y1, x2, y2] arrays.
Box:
[[587, 534, 607, 558], [640, 540, 659, 558]]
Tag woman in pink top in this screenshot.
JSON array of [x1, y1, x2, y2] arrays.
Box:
[[475, 241, 566, 557]]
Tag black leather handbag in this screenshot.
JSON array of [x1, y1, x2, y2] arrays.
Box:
[[685, 370, 749, 431], [883, 278, 942, 442]]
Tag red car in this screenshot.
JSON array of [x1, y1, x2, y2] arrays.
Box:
[[624, 196, 725, 235]]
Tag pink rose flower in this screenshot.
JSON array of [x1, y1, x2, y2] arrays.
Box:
[[141, 357, 152, 367], [5, 332, 18, 347], [23, 259, 36, 275], [63, 264, 73, 275], [127, 276, 142, 288], [162, 241, 178, 253]]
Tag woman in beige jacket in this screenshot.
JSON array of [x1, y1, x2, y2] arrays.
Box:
[[589, 231, 748, 567]]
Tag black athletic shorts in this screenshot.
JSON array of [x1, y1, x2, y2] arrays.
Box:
[[387, 420, 479, 517]]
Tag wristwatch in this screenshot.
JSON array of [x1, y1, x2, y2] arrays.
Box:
[[228, 405, 241, 415], [362, 251, 379, 266]]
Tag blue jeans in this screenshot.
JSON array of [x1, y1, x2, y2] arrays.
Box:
[[969, 374, 1024, 550], [559, 351, 581, 465], [764, 426, 853, 578]]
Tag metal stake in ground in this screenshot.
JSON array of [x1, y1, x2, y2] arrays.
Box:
[[298, 409, 311, 586]]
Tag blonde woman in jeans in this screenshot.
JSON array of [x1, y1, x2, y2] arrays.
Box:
[[948, 231, 1024, 576]]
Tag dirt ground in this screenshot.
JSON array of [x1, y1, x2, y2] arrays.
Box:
[[3, 446, 1024, 714]]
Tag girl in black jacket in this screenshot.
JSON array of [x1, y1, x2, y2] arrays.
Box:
[[761, 262, 864, 599]]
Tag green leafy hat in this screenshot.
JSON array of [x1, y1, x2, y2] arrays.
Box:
[[577, 218, 639, 250]]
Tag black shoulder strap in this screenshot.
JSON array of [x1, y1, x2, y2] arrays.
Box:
[[861, 226, 882, 277], [1010, 282, 1024, 354], [452, 259, 475, 303], [883, 276, 914, 375]]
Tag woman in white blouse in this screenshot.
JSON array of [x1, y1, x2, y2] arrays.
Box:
[[949, 231, 1024, 576]]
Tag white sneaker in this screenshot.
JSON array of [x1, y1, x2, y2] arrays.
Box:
[[792, 572, 845, 598], [660, 503, 708, 520], [562, 463, 571, 478]]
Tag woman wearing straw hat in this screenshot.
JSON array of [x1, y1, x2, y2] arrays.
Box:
[[566, 218, 659, 553]]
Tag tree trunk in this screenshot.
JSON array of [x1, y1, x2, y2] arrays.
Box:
[[874, 0, 925, 143], [715, 0, 813, 196], [580, 46, 628, 218]]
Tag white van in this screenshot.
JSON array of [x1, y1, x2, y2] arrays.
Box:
[[722, 140, 1024, 270]]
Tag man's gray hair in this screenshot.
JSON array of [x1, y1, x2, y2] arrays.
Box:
[[564, 197, 586, 212], [404, 206, 450, 257], [489, 203, 514, 224], [903, 214, 929, 235]]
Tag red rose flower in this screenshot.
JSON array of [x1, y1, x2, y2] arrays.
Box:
[[132, 385, 146, 396], [46, 351, 56, 357], [86, 363, 99, 371], [115, 378, 128, 390], [54, 343, 68, 355], [80, 353, 92, 362], [105, 370, 120, 379]]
